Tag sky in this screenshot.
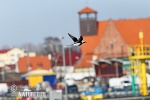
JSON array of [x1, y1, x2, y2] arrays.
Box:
[[0, 0, 150, 48]]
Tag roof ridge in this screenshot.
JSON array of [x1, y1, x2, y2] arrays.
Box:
[[0, 49, 11, 54], [99, 17, 150, 22], [114, 17, 150, 21]]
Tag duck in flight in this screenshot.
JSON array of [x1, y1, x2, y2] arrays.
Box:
[[68, 33, 87, 46]]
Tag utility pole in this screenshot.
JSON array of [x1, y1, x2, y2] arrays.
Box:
[[59, 37, 68, 100]]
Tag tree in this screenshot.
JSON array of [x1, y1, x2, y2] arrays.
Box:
[[43, 36, 62, 66]]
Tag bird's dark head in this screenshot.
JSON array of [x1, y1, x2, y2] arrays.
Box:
[[82, 41, 87, 44]]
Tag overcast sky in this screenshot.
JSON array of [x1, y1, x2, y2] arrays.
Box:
[[0, 0, 150, 48]]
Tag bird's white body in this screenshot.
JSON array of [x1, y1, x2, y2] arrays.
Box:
[[73, 43, 80, 46]]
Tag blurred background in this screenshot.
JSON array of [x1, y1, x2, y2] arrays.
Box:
[[0, 0, 150, 100]]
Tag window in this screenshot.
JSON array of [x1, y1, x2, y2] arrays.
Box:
[[89, 13, 95, 19], [80, 14, 87, 19]]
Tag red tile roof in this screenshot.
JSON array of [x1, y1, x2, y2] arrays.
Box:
[[0, 49, 11, 53], [18, 55, 51, 72], [78, 6, 97, 14], [114, 18, 150, 45]]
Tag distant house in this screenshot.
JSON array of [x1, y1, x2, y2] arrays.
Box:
[[18, 55, 51, 72], [0, 48, 36, 72], [0, 48, 25, 67]]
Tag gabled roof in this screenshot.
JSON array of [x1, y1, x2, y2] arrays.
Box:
[[0, 49, 11, 53], [114, 18, 150, 45], [81, 18, 150, 54], [78, 6, 97, 14]]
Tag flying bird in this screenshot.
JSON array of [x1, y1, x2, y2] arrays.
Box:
[[68, 33, 87, 46]]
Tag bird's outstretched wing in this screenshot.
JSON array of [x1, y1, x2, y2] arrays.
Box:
[[78, 36, 83, 42], [68, 33, 78, 42]]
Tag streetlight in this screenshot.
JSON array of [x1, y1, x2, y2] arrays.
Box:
[[58, 36, 68, 100]]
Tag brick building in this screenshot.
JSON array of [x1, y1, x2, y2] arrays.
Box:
[[76, 6, 150, 77], [76, 6, 150, 67]]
